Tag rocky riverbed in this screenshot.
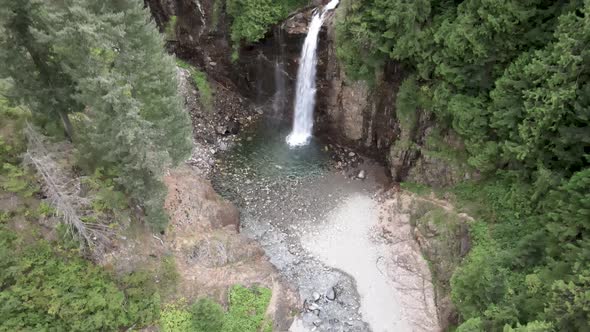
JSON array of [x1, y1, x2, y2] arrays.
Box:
[[212, 119, 438, 332]]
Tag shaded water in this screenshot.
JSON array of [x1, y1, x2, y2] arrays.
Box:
[[216, 120, 329, 183], [272, 28, 287, 118]]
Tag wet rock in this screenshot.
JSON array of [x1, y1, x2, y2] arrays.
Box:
[[218, 141, 229, 151], [357, 170, 366, 180], [216, 125, 229, 136], [227, 120, 240, 135], [326, 287, 337, 301]]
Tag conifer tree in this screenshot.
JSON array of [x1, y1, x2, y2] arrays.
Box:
[[0, 0, 193, 231]]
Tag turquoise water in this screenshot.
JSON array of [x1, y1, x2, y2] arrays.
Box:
[[217, 119, 330, 180]]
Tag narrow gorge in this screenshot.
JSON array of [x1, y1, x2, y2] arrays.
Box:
[[143, 0, 471, 331], [1, 0, 587, 331]]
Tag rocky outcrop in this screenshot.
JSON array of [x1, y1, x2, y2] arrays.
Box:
[[148, 0, 473, 188], [315, 9, 474, 187], [316, 22, 399, 157], [382, 190, 473, 331], [100, 165, 298, 330]]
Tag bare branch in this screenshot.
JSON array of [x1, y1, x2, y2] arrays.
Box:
[[23, 122, 113, 258]]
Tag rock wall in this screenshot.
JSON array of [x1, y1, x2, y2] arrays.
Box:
[[315, 11, 472, 187], [145, 0, 473, 188], [386, 190, 472, 330], [315, 19, 400, 157]]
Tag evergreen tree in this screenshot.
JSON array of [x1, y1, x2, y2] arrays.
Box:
[[0, 0, 78, 139], [0, 0, 193, 231]]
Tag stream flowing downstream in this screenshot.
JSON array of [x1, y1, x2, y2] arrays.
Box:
[[211, 1, 437, 330]]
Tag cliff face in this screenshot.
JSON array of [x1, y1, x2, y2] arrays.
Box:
[[144, 0, 473, 187], [317, 13, 473, 187]]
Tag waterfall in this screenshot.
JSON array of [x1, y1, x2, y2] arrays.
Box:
[[286, 0, 340, 147], [272, 27, 287, 117]]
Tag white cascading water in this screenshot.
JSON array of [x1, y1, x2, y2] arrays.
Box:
[[286, 0, 340, 147]]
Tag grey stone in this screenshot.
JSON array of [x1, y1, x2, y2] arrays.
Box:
[[326, 287, 337, 301], [215, 125, 229, 136], [357, 170, 366, 180], [218, 141, 229, 151], [312, 292, 321, 302], [227, 120, 240, 135]]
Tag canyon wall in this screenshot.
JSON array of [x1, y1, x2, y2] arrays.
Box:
[[144, 0, 473, 187]]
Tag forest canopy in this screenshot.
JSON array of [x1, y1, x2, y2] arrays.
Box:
[[336, 0, 590, 330], [0, 0, 193, 232]]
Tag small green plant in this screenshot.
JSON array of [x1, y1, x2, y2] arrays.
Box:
[[190, 298, 225, 332], [37, 202, 55, 217], [0, 163, 38, 197], [165, 15, 178, 41], [158, 255, 180, 298], [0, 211, 10, 223], [211, 0, 222, 30], [176, 59, 214, 111], [222, 285, 272, 332], [400, 182, 432, 196], [81, 167, 128, 223], [160, 303, 193, 332]]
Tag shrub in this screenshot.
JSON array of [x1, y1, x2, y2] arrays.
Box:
[[0, 226, 160, 331], [160, 304, 193, 332], [190, 298, 225, 332], [222, 285, 272, 332]]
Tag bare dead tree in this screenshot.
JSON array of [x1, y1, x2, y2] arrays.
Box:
[[23, 123, 112, 257]]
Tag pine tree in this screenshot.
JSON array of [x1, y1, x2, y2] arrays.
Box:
[[0, 0, 78, 139], [0, 0, 193, 231]]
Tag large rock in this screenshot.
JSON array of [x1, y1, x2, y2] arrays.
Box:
[[388, 123, 476, 187], [383, 191, 473, 331]]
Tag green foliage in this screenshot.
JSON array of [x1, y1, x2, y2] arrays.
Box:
[[456, 317, 483, 332], [212, 0, 223, 30], [0, 163, 38, 197], [36, 202, 55, 217], [223, 285, 272, 332], [177, 59, 214, 111], [544, 269, 590, 331], [83, 168, 127, 218], [399, 182, 432, 196], [157, 255, 180, 298], [190, 298, 225, 332], [160, 304, 193, 332], [165, 15, 178, 41], [0, 225, 160, 331], [503, 321, 554, 332], [159, 286, 272, 332], [0, 0, 194, 232], [0, 102, 38, 199], [395, 76, 421, 131], [226, 0, 308, 54], [337, 0, 590, 329]]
